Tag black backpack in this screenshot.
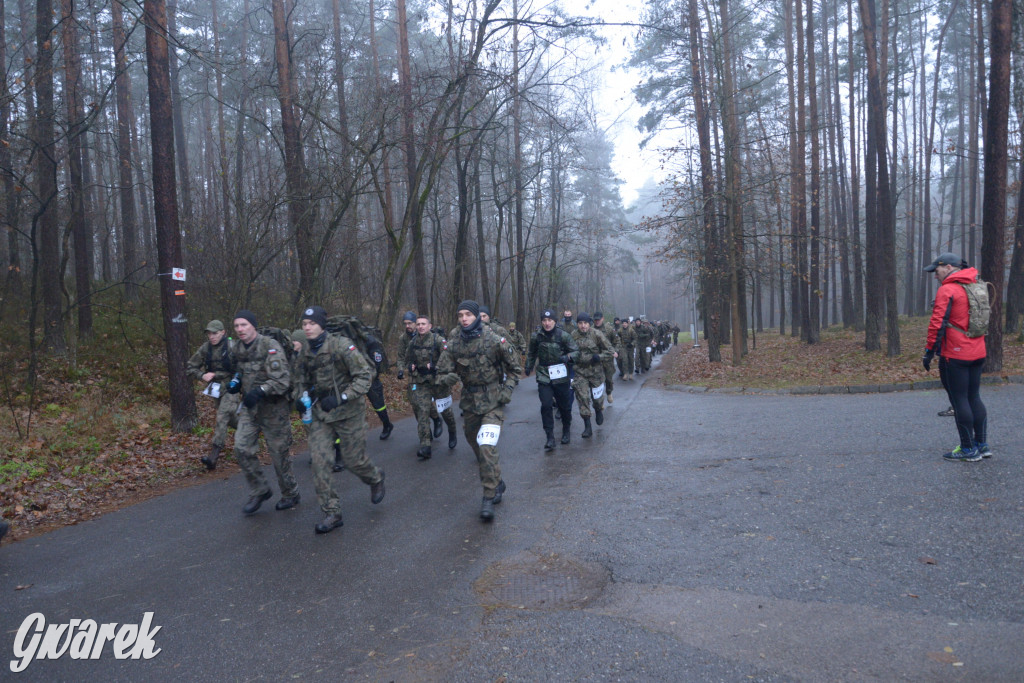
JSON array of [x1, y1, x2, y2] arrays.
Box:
[[325, 315, 388, 377]]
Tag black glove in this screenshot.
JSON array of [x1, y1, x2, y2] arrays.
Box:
[[524, 366, 533, 377], [226, 375, 241, 394], [922, 350, 935, 372], [591, 353, 601, 365], [320, 393, 347, 412], [243, 387, 264, 408], [559, 355, 571, 365], [397, 370, 405, 380]]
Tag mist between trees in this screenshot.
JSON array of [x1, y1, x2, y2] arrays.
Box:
[[0, 0, 1021, 430]]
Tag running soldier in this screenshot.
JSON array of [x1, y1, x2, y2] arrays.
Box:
[[406, 314, 458, 459], [525, 309, 579, 449], [592, 312, 619, 404], [438, 300, 521, 521], [186, 319, 239, 470], [570, 313, 615, 438]]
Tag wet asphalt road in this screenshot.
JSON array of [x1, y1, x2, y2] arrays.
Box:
[[1, 351, 1023, 682]]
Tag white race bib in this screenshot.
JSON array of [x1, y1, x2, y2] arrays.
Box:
[[645, 346, 652, 353], [202, 382, 222, 399], [547, 363, 568, 380], [434, 395, 453, 413], [476, 424, 501, 446], [591, 383, 605, 400]]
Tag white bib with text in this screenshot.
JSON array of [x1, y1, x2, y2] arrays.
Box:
[[547, 363, 568, 380], [434, 395, 453, 413], [476, 424, 501, 446]]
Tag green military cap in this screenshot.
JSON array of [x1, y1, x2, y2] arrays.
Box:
[[205, 320, 225, 333], [291, 328, 307, 342]]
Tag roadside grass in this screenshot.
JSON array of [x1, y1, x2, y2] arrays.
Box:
[[0, 291, 413, 541], [664, 316, 1024, 389]]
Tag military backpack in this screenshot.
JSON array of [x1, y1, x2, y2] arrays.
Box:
[[257, 326, 299, 362], [325, 315, 388, 378]]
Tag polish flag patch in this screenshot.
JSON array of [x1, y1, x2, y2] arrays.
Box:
[[349, 345, 357, 351], [268, 349, 277, 354]]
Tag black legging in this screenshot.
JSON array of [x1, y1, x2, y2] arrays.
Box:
[[940, 357, 987, 448]]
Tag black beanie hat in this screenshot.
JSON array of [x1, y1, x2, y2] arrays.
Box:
[[577, 313, 593, 323], [234, 309, 258, 328], [593, 311, 603, 320], [541, 309, 555, 320], [402, 310, 417, 322], [479, 304, 491, 317], [457, 300, 480, 318], [301, 305, 328, 329]]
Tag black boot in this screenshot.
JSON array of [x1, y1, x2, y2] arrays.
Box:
[[370, 470, 385, 504], [315, 513, 344, 534], [333, 441, 346, 472], [379, 411, 394, 440], [201, 444, 221, 470], [493, 480, 506, 504], [594, 407, 604, 426], [561, 423, 571, 444], [448, 427, 458, 450], [544, 431, 556, 451], [432, 417, 443, 439], [242, 490, 272, 515], [581, 417, 593, 438], [417, 445, 432, 460], [479, 496, 495, 521]]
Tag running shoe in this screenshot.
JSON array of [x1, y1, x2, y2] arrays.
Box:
[[942, 445, 981, 462]]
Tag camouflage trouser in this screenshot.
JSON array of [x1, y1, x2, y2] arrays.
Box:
[[462, 408, 503, 497], [212, 392, 240, 448], [602, 358, 616, 396], [623, 346, 635, 375], [410, 380, 456, 447], [308, 411, 382, 514], [637, 344, 652, 371], [235, 399, 298, 499], [572, 371, 605, 418]]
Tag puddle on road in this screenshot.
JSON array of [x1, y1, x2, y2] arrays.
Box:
[[474, 550, 609, 610]]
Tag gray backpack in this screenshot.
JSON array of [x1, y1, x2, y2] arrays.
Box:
[[948, 280, 993, 338]]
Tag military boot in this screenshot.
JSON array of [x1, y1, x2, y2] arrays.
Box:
[[417, 445, 432, 460], [379, 410, 394, 440], [201, 444, 221, 470], [607, 392, 613, 404], [581, 417, 593, 438], [479, 496, 495, 521], [448, 427, 458, 450], [314, 513, 344, 534], [432, 417, 443, 439], [544, 431, 556, 451], [594, 406, 604, 426], [560, 423, 571, 444]]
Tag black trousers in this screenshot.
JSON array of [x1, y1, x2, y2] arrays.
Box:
[[538, 381, 573, 434], [367, 377, 386, 411], [940, 356, 987, 448]]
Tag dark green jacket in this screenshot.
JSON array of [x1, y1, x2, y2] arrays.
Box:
[[525, 326, 579, 384]]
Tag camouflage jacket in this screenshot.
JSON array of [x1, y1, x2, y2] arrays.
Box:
[[439, 326, 521, 414], [186, 339, 235, 382], [616, 323, 637, 348], [525, 326, 579, 384], [506, 327, 527, 357], [570, 328, 614, 379], [397, 330, 416, 368], [406, 331, 448, 387], [295, 333, 373, 421], [635, 324, 654, 347], [593, 321, 619, 349], [234, 333, 292, 400]]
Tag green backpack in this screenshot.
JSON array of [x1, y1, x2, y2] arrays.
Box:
[[948, 280, 993, 338], [324, 315, 388, 378]]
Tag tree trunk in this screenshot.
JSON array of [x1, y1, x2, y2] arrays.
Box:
[[166, 0, 192, 237], [0, 0, 22, 300], [143, 0, 197, 432], [61, 0, 92, 339], [271, 0, 314, 301], [806, 0, 821, 343], [980, 0, 1011, 371], [1005, 0, 1024, 334], [111, 0, 139, 300]]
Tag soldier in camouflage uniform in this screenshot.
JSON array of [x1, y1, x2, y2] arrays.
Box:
[[592, 312, 619, 404], [186, 319, 240, 470], [570, 313, 615, 437], [635, 318, 654, 373], [524, 309, 579, 449], [228, 310, 300, 515], [617, 317, 637, 380], [406, 314, 458, 459], [294, 306, 386, 534], [398, 310, 441, 436], [505, 321, 527, 360], [438, 300, 521, 522]]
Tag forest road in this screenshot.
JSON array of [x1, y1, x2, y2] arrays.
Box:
[[2, 350, 1023, 681]]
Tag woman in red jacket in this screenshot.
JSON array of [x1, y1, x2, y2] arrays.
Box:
[[923, 252, 989, 462]]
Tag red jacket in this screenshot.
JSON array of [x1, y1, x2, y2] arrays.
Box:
[[926, 267, 986, 361]]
